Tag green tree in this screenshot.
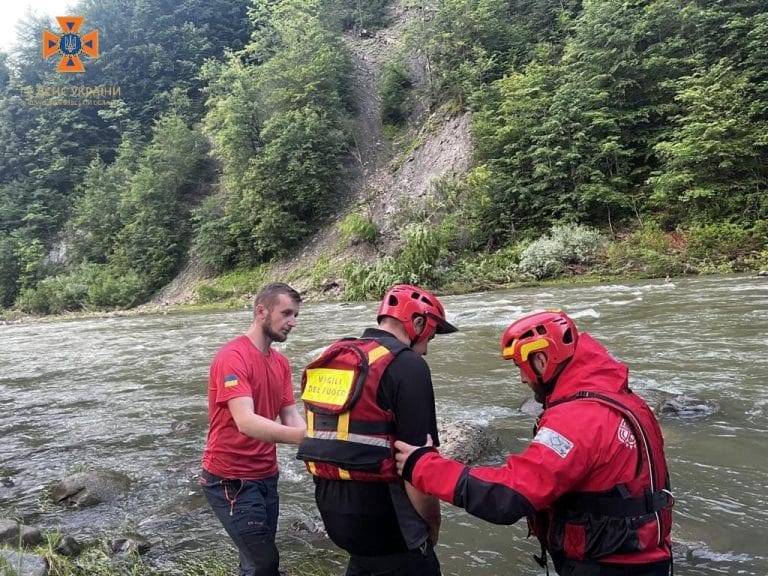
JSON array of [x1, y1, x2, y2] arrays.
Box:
[[651, 63, 768, 221], [112, 113, 209, 290]]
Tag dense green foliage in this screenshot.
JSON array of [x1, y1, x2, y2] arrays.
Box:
[[338, 211, 378, 246], [409, 0, 768, 250], [194, 0, 353, 271], [380, 60, 412, 126], [2, 0, 767, 314], [0, 0, 364, 313], [0, 0, 251, 312], [320, 0, 390, 31]]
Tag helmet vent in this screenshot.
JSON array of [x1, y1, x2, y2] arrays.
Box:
[[388, 295, 399, 306], [563, 328, 574, 344], [521, 329, 534, 339], [536, 325, 547, 335]]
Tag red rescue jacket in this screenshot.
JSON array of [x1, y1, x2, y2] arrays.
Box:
[[403, 333, 673, 570], [296, 336, 408, 482]]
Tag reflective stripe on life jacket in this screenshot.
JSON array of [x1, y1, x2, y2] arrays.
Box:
[[533, 390, 673, 566], [296, 336, 409, 482]]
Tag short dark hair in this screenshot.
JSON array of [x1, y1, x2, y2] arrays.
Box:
[[254, 282, 301, 311]]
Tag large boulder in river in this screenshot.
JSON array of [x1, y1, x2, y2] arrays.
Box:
[[49, 470, 131, 508], [0, 520, 43, 547], [519, 397, 544, 418], [437, 421, 497, 464], [0, 550, 48, 576], [660, 395, 719, 419]]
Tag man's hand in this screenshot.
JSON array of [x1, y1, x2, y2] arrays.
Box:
[[394, 434, 433, 475]]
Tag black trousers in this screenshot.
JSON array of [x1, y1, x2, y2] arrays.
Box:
[[345, 545, 441, 576], [201, 470, 280, 576]]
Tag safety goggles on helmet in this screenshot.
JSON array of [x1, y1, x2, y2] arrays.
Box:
[[377, 284, 458, 344], [500, 309, 577, 384]]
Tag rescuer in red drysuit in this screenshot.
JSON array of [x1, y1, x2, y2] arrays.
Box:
[[395, 310, 674, 576]]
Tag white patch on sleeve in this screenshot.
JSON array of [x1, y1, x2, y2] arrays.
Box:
[[617, 419, 637, 449], [532, 427, 574, 459]]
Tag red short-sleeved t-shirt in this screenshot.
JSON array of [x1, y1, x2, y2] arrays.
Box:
[[202, 335, 295, 479]]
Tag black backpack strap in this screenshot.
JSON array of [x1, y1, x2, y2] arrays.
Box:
[[357, 335, 410, 356], [557, 489, 673, 517]]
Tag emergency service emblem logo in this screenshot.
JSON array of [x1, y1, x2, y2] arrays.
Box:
[[532, 427, 573, 458], [617, 419, 637, 449], [42, 16, 99, 73]]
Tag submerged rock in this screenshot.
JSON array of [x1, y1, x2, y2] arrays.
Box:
[[672, 539, 705, 561], [519, 397, 544, 418], [757, 270, 767, 277], [0, 550, 48, 576], [672, 539, 751, 563], [660, 395, 719, 419], [0, 520, 43, 547], [49, 470, 131, 508], [290, 518, 324, 535], [437, 421, 497, 465], [108, 533, 151, 556]]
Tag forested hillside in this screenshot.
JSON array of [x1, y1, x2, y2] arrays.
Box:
[[1, 0, 766, 315]]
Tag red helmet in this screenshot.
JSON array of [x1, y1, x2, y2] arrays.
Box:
[[500, 309, 578, 384], [377, 284, 458, 344]]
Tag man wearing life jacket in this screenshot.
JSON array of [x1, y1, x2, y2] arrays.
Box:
[[395, 310, 674, 576], [296, 284, 458, 576]]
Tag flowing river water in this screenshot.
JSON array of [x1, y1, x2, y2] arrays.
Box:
[[1, 275, 767, 575]]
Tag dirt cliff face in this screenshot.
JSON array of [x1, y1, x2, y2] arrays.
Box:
[[154, 1, 473, 305], [270, 2, 473, 293]]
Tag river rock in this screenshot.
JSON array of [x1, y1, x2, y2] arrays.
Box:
[[54, 535, 83, 557], [757, 270, 767, 277], [0, 550, 48, 576], [0, 467, 18, 490], [437, 421, 497, 464], [289, 516, 327, 543], [290, 518, 324, 535], [519, 397, 544, 417], [0, 520, 44, 547], [108, 533, 151, 556], [660, 395, 719, 419], [49, 470, 131, 508], [672, 539, 728, 562]]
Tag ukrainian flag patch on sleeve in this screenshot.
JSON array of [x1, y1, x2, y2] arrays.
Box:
[[223, 374, 240, 388]]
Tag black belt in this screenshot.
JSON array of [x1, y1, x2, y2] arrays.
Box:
[[558, 489, 673, 517]]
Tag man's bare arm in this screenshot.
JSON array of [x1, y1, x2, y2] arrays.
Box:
[[279, 404, 306, 431], [228, 397, 305, 444]]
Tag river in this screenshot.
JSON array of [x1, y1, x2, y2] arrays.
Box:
[[1, 275, 767, 575]]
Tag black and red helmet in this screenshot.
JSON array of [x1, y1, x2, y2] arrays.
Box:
[[377, 284, 458, 344], [500, 309, 578, 384]]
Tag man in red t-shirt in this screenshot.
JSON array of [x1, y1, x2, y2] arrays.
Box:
[[201, 282, 306, 576]]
